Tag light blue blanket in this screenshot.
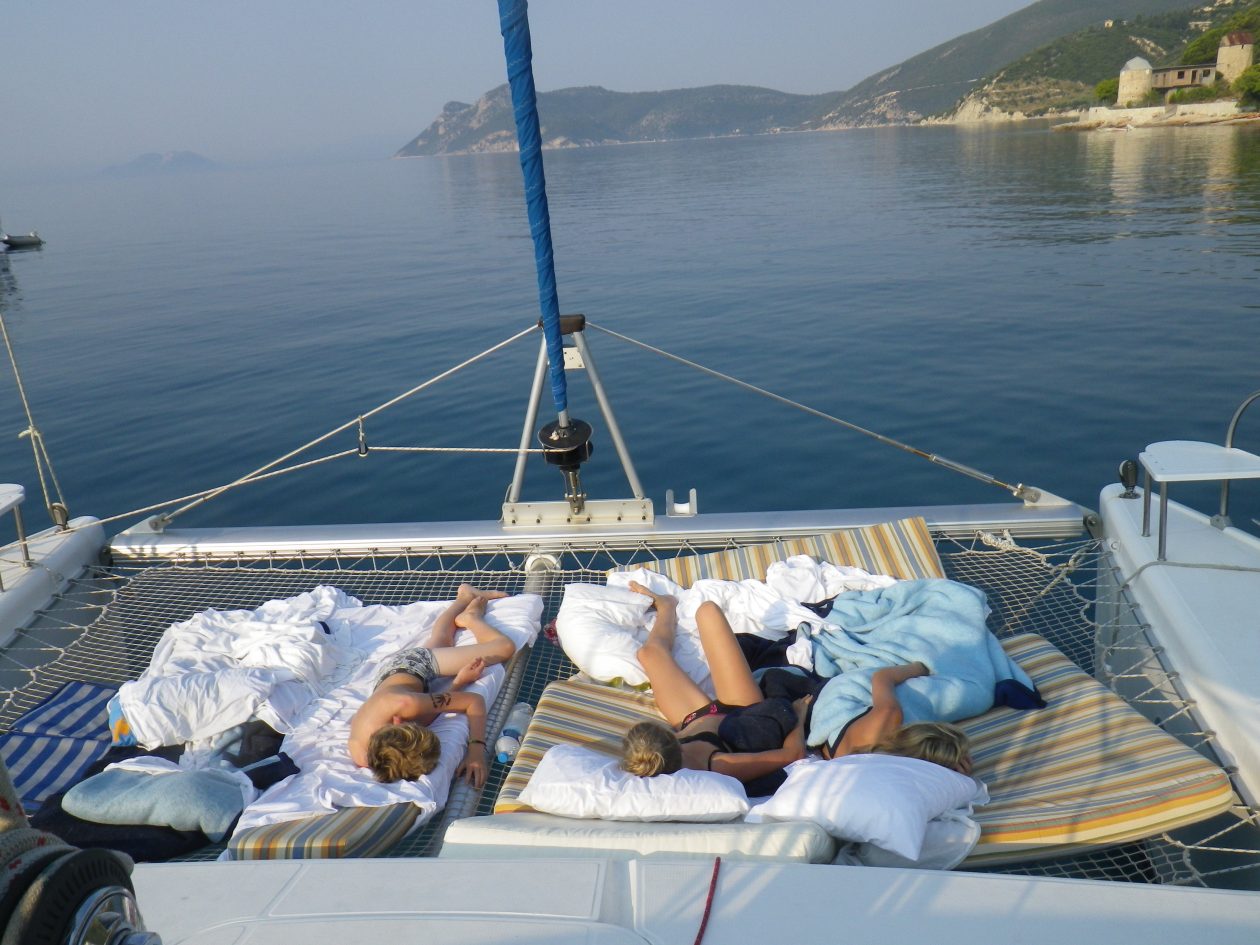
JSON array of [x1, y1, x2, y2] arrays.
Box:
[[806, 579, 1039, 749]]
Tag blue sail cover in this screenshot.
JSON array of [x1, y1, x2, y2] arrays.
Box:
[[498, 0, 568, 417]]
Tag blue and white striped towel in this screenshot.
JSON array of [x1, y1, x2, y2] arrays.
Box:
[[1, 681, 116, 813]]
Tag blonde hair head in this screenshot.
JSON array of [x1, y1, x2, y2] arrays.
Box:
[[367, 722, 442, 783], [620, 721, 683, 778], [868, 722, 971, 772]]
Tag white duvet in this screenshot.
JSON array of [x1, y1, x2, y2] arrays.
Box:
[[117, 587, 542, 838], [554, 557, 895, 692]]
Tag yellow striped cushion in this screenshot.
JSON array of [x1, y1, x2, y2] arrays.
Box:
[[961, 634, 1236, 865], [496, 636, 1236, 864], [608, 517, 944, 584], [227, 803, 420, 860], [495, 679, 662, 814]]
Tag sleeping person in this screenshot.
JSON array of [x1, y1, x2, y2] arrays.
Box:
[[817, 661, 972, 774], [619, 582, 811, 790], [620, 582, 972, 791], [348, 585, 514, 788]]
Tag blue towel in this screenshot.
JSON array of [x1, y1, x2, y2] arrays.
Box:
[[806, 580, 1041, 749]]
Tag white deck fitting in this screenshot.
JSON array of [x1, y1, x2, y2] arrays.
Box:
[[1101, 482, 1260, 807], [132, 857, 1260, 945]]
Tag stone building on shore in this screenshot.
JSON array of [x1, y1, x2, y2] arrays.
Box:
[[1117, 31, 1254, 106]]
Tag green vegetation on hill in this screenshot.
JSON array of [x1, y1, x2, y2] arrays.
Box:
[[819, 0, 1198, 124], [1183, 6, 1260, 62], [1000, 18, 1189, 85], [957, 2, 1260, 117]]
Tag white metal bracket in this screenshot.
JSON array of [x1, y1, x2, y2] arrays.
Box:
[[502, 498, 654, 527]]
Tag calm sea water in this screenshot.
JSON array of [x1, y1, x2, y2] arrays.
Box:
[[3, 124, 1260, 538]]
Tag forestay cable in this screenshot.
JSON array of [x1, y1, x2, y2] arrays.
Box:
[[588, 321, 1039, 502]]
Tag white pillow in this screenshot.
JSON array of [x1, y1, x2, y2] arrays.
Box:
[[518, 744, 749, 822], [554, 584, 654, 686], [746, 754, 983, 860]]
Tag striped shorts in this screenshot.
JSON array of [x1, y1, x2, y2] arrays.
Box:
[[373, 646, 439, 690]]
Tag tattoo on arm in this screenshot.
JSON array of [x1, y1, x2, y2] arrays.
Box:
[[430, 692, 452, 710]]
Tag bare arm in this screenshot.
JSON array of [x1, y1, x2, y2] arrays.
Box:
[[832, 661, 930, 757], [709, 711, 808, 782], [436, 690, 489, 789], [709, 740, 805, 782]]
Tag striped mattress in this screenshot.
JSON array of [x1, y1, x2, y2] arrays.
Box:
[[227, 802, 421, 860], [495, 634, 1236, 865], [614, 516, 945, 585]]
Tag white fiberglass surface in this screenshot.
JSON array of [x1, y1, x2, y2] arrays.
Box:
[[1101, 483, 1260, 807]]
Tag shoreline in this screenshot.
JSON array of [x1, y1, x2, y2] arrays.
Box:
[[1052, 102, 1260, 131]]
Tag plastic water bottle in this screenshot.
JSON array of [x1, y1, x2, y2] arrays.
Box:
[[494, 702, 534, 764]]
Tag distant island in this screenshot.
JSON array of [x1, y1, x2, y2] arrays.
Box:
[[396, 0, 1243, 156], [102, 151, 218, 178]]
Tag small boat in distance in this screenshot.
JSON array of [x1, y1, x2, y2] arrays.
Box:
[[0, 215, 45, 249], [1, 231, 44, 249]]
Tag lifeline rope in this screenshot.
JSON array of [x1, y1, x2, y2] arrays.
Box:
[[0, 311, 67, 520], [154, 324, 539, 528], [16, 444, 555, 537]]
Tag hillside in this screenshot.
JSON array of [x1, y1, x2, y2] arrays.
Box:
[[816, 0, 1201, 125], [396, 84, 844, 156], [397, 0, 1211, 155], [949, 1, 1260, 119], [102, 151, 218, 177]]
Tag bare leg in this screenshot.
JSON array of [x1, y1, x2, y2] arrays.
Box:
[[428, 584, 509, 650], [694, 601, 762, 707], [431, 594, 515, 676], [629, 581, 710, 727]]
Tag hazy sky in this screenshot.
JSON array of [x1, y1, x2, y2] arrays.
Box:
[[4, 1, 1035, 175]]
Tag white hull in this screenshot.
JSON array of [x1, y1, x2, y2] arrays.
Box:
[[132, 856, 1260, 945]]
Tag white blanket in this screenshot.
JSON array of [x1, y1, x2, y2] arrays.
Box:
[[554, 559, 895, 691], [116, 586, 542, 837], [118, 586, 362, 749], [234, 591, 541, 833]]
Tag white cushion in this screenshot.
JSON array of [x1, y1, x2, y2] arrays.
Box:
[[554, 584, 653, 687], [747, 754, 984, 860], [554, 583, 713, 691], [517, 744, 748, 822], [440, 812, 836, 863]]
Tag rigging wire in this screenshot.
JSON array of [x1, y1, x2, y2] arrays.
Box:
[[1, 315, 1058, 545], [152, 324, 539, 528], [0, 310, 68, 521], [587, 321, 1039, 502]]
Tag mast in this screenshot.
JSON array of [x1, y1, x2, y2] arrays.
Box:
[[497, 0, 593, 513]]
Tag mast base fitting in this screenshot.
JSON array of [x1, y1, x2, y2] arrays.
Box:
[[539, 419, 594, 470]]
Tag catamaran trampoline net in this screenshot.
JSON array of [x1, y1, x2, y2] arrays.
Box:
[[2, 533, 1258, 884]]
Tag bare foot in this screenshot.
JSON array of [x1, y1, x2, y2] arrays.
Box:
[[457, 583, 509, 604], [454, 595, 486, 628], [628, 580, 674, 610]]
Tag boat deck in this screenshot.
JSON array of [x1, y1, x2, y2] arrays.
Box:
[[6, 529, 1256, 886]]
